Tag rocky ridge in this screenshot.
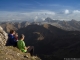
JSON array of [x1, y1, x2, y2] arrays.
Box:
[[0, 26, 41, 60]]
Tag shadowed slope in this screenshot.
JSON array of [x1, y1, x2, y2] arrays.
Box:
[[17, 24, 80, 60]]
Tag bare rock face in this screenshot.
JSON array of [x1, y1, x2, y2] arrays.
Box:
[[0, 26, 8, 46]]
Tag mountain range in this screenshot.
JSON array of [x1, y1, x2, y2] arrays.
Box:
[[1, 17, 80, 32], [0, 18, 80, 60]]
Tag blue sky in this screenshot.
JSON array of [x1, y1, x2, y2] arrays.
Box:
[[0, 0, 80, 21], [0, 0, 80, 12]]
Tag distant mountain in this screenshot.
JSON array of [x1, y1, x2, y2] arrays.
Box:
[[45, 17, 59, 22], [1, 18, 80, 32], [0, 22, 18, 32], [44, 18, 80, 31], [0, 21, 30, 32]]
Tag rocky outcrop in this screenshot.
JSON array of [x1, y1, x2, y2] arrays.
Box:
[[0, 26, 41, 60], [0, 26, 8, 46]]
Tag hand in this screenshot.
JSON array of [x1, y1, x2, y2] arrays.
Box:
[[17, 40, 18, 41], [27, 46, 30, 48], [24, 47, 27, 50]]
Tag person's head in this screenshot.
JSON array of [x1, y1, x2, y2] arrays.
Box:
[[20, 34, 25, 40], [10, 30, 15, 35], [15, 33, 18, 37]]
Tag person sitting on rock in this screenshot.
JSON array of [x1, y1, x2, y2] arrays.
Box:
[[14, 33, 18, 41], [6, 30, 17, 46], [17, 34, 34, 56]]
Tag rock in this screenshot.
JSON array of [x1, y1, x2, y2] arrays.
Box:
[[17, 53, 20, 56], [0, 26, 8, 46]]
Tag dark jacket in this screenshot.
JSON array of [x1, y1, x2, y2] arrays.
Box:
[[6, 34, 17, 46]]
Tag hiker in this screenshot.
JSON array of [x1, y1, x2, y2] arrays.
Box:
[[14, 33, 18, 41], [6, 30, 17, 46], [17, 34, 34, 56]]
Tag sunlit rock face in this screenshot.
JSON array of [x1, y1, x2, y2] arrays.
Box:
[[0, 26, 8, 46]]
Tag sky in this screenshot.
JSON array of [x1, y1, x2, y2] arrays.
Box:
[[0, 0, 80, 21]]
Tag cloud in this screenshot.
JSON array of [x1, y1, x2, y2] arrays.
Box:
[[1, 9, 80, 21], [64, 9, 69, 14], [34, 16, 38, 21], [73, 10, 80, 13], [0, 10, 55, 21]]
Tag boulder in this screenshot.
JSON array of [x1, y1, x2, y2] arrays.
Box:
[[0, 26, 8, 46]]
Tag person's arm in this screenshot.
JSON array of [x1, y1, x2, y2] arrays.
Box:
[[22, 41, 27, 50], [24, 47, 27, 50]]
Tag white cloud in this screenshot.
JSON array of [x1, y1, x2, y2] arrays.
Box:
[[34, 16, 38, 21], [0, 10, 55, 21], [1, 9, 80, 21], [64, 9, 69, 14], [73, 10, 80, 13]]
